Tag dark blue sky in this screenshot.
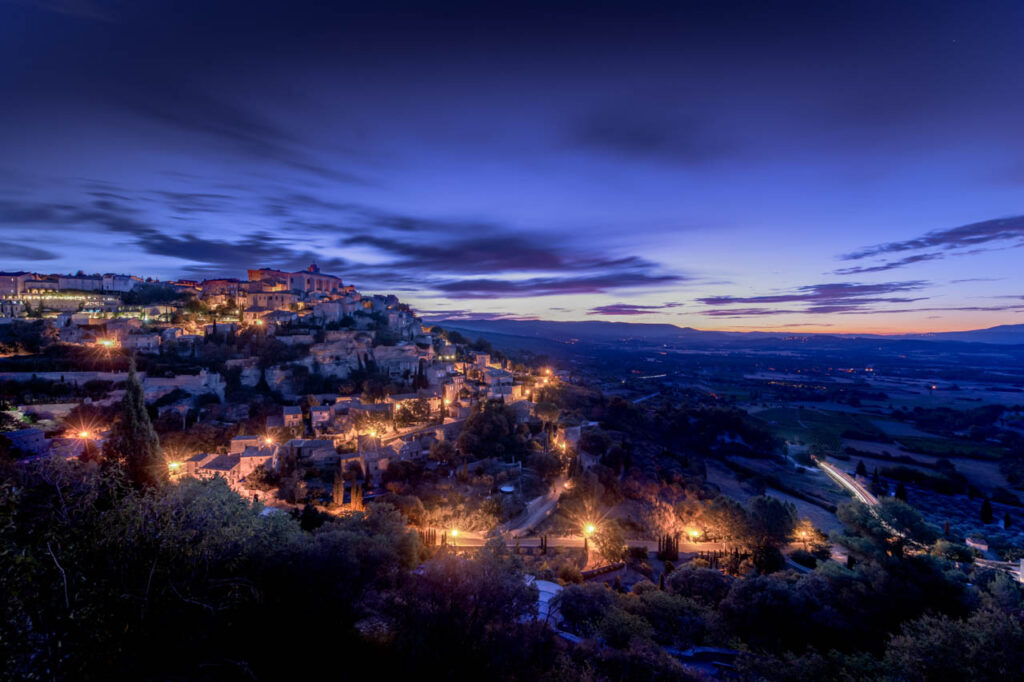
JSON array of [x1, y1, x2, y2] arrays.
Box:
[[2, 0, 1024, 331]]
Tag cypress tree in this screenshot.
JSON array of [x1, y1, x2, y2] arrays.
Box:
[[981, 498, 994, 524], [104, 360, 163, 487], [333, 472, 344, 506], [895, 481, 908, 501]]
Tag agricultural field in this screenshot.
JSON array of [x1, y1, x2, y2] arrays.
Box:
[[843, 439, 1010, 493], [900, 485, 1024, 560], [755, 406, 890, 445]]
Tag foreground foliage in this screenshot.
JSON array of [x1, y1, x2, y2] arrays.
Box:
[[1, 457, 1022, 681]]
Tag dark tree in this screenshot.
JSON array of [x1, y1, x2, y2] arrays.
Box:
[[981, 498, 994, 524], [103, 361, 163, 487], [895, 481, 908, 501]]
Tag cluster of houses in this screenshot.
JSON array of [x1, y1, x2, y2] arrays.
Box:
[[179, 349, 566, 499], [0, 264, 420, 345], [2, 263, 587, 507]]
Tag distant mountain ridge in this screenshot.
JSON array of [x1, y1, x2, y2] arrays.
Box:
[[432, 319, 1024, 346], [892, 324, 1024, 345]]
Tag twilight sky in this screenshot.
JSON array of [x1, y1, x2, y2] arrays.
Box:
[[2, 0, 1024, 332]]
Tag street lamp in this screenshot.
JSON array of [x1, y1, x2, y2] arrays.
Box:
[[451, 528, 459, 548], [264, 435, 274, 446], [688, 529, 700, 542], [584, 523, 596, 536]]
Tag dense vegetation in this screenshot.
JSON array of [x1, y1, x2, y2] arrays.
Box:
[[3, 442, 1022, 681]]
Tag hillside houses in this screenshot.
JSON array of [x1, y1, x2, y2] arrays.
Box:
[[2, 260, 577, 518]]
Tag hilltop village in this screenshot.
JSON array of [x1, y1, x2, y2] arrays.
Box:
[[0, 265, 579, 512]]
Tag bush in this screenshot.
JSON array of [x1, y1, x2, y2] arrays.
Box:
[[791, 548, 818, 568], [558, 563, 583, 584]]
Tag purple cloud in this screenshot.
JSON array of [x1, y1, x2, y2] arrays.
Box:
[[435, 271, 684, 299], [697, 281, 931, 317], [833, 252, 945, 275], [841, 215, 1024, 263], [587, 302, 683, 316]]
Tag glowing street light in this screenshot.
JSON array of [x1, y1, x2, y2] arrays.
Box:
[[168, 461, 181, 473], [77, 430, 91, 439], [688, 529, 700, 541], [264, 436, 274, 446], [584, 523, 596, 536]]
